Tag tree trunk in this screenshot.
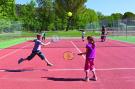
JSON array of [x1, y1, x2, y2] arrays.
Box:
[[66, 17, 71, 31]]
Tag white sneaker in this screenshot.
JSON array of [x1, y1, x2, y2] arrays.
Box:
[[90, 77, 97, 81]]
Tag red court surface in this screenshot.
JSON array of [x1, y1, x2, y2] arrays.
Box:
[[0, 38, 135, 89]]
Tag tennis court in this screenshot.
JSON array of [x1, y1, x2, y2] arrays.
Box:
[[0, 38, 135, 89]]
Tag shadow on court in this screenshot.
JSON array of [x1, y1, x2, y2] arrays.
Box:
[[42, 77, 85, 81], [0, 69, 34, 72], [43, 77, 97, 81], [0, 68, 48, 72]]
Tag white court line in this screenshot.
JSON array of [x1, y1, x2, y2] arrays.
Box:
[[0, 67, 135, 72], [0, 43, 33, 60], [70, 41, 85, 59], [97, 67, 135, 71], [0, 70, 5, 72], [47, 68, 135, 71]]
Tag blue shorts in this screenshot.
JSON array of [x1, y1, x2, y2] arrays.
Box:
[[26, 50, 45, 61]]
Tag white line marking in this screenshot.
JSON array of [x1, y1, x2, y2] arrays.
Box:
[[0, 43, 33, 60], [0, 67, 135, 72], [47, 68, 135, 71], [0, 70, 5, 72], [48, 68, 83, 71], [70, 41, 85, 59], [97, 67, 135, 71]]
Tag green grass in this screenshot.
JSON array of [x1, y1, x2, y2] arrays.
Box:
[[108, 36, 135, 43], [21, 30, 100, 37], [0, 33, 21, 41], [1, 31, 135, 49], [0, 38, 29, 48], [0, 30, 100, 48]]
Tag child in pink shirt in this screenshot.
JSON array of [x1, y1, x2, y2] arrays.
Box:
[[78, 36, 97, 81]]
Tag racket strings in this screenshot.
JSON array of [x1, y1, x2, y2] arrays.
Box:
[[63, 51, 74, 60], [51, 35, 60, 42]]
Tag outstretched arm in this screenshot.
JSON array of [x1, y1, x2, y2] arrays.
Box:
[[78, 48, 88, 55], [41, 42, 51, 46], [78, 52, 86, 55]]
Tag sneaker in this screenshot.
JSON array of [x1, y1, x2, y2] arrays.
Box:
[[18, 58, 24, 64], [85, 77, 89, 82], [47, 63, 53, 66], [90, 77, 97, 81]]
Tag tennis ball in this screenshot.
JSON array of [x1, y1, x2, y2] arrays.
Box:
[[67, 12, 72, 17]]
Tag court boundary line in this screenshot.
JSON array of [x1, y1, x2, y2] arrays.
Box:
[[0, 67, 135, 72], [70, 41, 85, 59], [47, 67, 135, 71]]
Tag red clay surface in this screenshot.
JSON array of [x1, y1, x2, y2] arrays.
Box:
[[0, 38, 135, 89]]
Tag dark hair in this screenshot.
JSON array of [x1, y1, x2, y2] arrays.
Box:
[[87, 36, 95, 49], [37, 34, 41, 39]]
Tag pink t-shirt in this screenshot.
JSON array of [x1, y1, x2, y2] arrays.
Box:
[[86, 43, 96, 59]]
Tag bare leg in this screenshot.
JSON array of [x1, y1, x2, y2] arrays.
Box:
[[44, 57, 53, 66], [91, 70, 97, 81], [37, 51, 53, 66], [85, 70, 90, 82], [18, 52, 36, 64]]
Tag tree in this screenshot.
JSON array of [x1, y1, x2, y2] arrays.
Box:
[[111, 13, 123, 20], [36, 0, 54, 31], [97, 12, 105, 21], [0, 0, 15, 17], [55, 0, 87, 31], [16, 0, 40, 32], [0, 18, 12, 33], [77, 8, 98, 29], [122, 12, 135, 19], [0, 0, 16, 33]]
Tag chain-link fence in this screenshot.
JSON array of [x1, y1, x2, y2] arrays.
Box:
[[0, 19, 23, 34], [85, 19, 135, 36]]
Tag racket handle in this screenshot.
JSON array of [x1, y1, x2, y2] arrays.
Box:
[[44, 42, 51, 45], [78, 53, 82, 55]]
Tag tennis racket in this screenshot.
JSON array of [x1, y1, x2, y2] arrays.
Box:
[[51, 35, 60, 43], [63, 51, 75, 60]]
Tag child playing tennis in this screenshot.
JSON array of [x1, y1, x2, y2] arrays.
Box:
[[42, 31, 46, 42], [78, 36, 97, 81], [82, 30, 85, 41], [101, 26, 107, 42], [18, 34, 53, 66]]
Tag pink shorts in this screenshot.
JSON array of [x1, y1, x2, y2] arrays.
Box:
[[84, 58, 95, 71]]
